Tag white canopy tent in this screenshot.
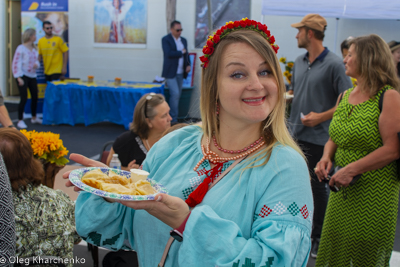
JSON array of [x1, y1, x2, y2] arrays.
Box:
[[261, 0, 400, 58], [262, 0, 400, 20]]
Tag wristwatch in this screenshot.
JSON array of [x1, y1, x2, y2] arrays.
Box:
[[169, 212, 191, 242], [170, 229, 183, 242]]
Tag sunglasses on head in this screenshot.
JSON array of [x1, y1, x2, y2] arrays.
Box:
[[176, 29, 183, 32], [45, 26, 53, 30], [144, 93, 156, 118]]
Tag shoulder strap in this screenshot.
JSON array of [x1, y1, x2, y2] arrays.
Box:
[[378, 89, 387, 113], [338, 92, 344, 103]]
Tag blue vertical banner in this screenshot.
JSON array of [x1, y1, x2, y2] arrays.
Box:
[[20, 0, 69, 114]]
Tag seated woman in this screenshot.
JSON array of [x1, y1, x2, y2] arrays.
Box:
[[66, 18, 312, 267], [0, 128, 81, 265], [106, 93, 171, 170]]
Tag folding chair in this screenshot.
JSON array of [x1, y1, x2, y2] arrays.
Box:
[[99, 141, 114, 164]]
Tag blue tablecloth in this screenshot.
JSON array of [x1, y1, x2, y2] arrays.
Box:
[[42, 81, 164, 129]]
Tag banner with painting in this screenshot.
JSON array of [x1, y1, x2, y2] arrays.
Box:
[[21, 0, 69, 114], [94, 0, 147, 48], [195, 0, 250, 48]]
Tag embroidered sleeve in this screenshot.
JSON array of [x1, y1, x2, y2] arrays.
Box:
[[12, 46, 24, 78], [75, 191, 136, 250], [178, 147, 313, 267]]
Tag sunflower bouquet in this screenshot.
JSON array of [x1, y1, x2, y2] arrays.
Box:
[[20, 130, 69, 166], [279, 57, 294, 85]]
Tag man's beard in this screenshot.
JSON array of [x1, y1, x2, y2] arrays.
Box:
[[297, 37, 310, 49]]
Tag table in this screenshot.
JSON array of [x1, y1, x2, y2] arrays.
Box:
[[43, 81, 164, 129]]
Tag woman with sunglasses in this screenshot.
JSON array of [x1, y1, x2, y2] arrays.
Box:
[[106, 93, 172, 170], [65, 18, 312, 267]]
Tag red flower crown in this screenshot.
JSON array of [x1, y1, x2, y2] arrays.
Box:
[[200, 18, 279, 69]]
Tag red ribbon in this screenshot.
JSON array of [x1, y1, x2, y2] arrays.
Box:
[[185, 162, 225, 207]]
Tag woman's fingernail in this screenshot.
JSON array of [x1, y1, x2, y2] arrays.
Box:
[[156, 195, 162, 202]]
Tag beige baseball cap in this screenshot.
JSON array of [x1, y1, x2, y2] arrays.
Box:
[[291, 14, 327, 32]]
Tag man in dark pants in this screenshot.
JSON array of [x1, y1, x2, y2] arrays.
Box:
[[288, 14, 352, 258], [161, 20, 191, 123]]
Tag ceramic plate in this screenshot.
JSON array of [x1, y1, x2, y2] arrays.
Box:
[[69, 167, 167, 201]]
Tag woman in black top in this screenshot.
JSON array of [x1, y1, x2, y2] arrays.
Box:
[[106, 93, 172, 170]]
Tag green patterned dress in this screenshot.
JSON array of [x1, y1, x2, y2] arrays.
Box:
[[316, 86, 400, 266]]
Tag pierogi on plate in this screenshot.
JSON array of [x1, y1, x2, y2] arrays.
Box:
[[81, 169, 156, 195]]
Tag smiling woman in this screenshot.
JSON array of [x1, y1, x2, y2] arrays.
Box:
[[68, 18, 313, 267]]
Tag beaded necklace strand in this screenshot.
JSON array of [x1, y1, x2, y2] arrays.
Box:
[[194, 135, 265, 171]]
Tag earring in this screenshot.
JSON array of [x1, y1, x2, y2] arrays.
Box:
[[216, 101, 220, 115]]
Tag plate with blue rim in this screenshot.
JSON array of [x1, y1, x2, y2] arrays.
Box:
[[69, 167, 168, 201]]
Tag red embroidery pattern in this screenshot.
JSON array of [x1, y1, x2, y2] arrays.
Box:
[[259, 206, 273, 218], [300, 205, 309, 219]]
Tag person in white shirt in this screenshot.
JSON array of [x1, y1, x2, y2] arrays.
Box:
[[11, 28, 42, 129]]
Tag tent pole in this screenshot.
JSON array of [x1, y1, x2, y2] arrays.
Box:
[[334, 18, 339, 54]]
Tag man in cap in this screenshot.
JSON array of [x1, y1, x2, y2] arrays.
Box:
[[288, 14, 352, 258]]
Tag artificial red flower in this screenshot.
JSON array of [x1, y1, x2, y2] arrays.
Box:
[[227, 23, 234, 29], [240, 20, 247, 28], [216, 29, 222, 35], [207, 46, 215, 55], [206, 40, 214, 47], [213, 35, 220, 44], [251, 20, 257, 26], [269, 36, 275, 44], [199, 55, 208, 63], [234, 21, 240, 28]]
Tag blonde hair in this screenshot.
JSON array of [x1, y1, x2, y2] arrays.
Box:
[[349, 34, 400, 97], [130, 93, 166, 139], [200, 30, 304, 168], [22, 28, 36, 45]]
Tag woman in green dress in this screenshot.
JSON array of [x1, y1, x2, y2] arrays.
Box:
[[314, 34, 400, 266]]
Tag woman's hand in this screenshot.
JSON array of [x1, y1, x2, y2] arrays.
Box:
[[33, 63, 39, 70], [17, 78, 24, 86], [62, 153, 107, 191], [119, 193, 190, 229], [127, 159, 140, 169], [329, 166, 355, 188], [315, 157, 332, 182]]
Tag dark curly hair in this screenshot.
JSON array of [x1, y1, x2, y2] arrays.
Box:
[[0, 128, 44, 192]]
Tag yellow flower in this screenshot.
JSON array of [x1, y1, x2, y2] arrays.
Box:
[[20, 130, 69, 166], [283, 71, 290, 77], [279, 57, 286, 64], [287, 62, 294, 68]]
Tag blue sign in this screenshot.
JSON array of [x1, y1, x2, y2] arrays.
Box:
[[22, 0, 68, 12]]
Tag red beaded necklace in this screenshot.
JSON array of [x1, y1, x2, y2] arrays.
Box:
[[193, 135, 265, 171]]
